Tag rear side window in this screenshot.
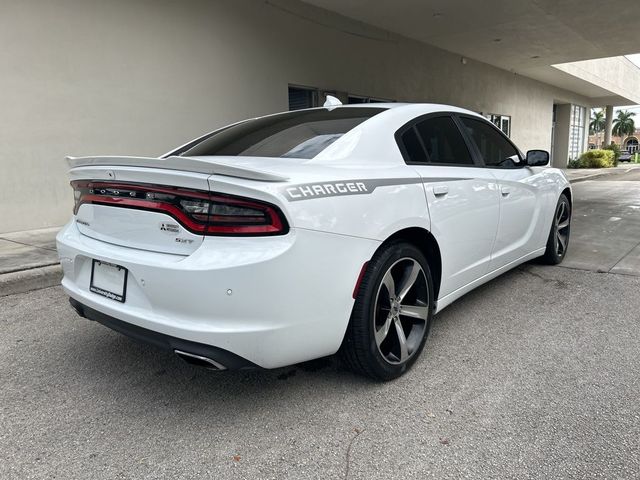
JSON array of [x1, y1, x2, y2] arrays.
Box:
[[180, 107, 386, 159], [400, 128, 428, 163], [398, 115, 474, 166], [460, 117, 521, 168], [414, 116, 474, 165]]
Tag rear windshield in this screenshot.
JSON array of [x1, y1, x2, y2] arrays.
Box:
[[179, 107, 386, 159]]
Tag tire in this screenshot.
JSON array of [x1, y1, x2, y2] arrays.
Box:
[[540, 194, 571, 265], [340, 241, 434, 381]]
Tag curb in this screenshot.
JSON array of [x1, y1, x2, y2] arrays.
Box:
[[568, 165, 640, 184], [568, 172, 611, 183], [0, 264, 62, 297]]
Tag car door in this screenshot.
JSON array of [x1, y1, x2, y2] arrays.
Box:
[[396, 114, 501, 299], [457, 115, 545, 271]]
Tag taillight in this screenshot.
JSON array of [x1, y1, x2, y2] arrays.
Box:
[[71, 181, 288, 236]]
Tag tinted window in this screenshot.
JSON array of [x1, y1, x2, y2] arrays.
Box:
[[180, 107, 386, 159], [400, 127, 428, 163], [414, 116, 474, 165], [461, 117, 521, 167]]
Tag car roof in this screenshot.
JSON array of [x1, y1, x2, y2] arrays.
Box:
[[304, 102, 481, 114], [300, 103, 489, 165]]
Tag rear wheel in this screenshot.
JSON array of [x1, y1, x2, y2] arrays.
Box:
[[341, 241, 434, 381], [540, 194, 571, 265]]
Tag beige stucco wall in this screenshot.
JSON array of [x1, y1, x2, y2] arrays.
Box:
[[0, 0, 592, 233]]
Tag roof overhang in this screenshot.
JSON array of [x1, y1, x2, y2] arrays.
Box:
[[302, 0, 640, 105], [549, 57, 640, 105]]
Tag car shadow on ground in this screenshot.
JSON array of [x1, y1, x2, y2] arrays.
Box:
[[52, 264, 550, 412], [59, 317, 378, 415]]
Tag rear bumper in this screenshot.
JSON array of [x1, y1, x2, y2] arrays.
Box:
[[69, 297, 257, 369], [56, 220, 380, 368]]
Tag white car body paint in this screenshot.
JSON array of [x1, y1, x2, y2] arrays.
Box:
[[56, 103, 570, 369]]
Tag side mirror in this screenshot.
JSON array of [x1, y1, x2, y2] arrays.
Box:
[[526, 150, 550, 167]]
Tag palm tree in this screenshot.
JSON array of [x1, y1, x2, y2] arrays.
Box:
[[590, 109, 605, 147], [612, 110, 636, 146]]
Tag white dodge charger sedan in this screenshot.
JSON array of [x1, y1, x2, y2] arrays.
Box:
[[56, 101, 571, 380]]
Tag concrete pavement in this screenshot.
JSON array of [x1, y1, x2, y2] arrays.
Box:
[[562, 169, 640, 276], [0, 227, 61, 297], [1, 260, 639, 479], [0, 227, 59, 274]]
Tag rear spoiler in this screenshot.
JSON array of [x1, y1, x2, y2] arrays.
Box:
[[66, 155, 289, 182]]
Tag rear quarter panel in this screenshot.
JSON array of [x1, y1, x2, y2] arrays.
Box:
[[208, 165, 431, 241]]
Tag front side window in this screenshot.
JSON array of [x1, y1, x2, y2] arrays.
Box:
[[180, 107, 386, 160], [461, 117, 521, 168]]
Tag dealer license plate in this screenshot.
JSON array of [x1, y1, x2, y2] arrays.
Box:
[[90, 260, 128, 303]]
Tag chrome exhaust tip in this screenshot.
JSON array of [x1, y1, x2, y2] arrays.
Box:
[[174, 349, 227, 370]]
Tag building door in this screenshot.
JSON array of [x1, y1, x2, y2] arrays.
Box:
[[550, 104, 557, 164]]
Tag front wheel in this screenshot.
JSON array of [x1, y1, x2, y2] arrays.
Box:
[[340, 241, 434, 381], [540, 194, 571, 265]]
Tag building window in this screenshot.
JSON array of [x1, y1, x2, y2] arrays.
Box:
[[569, 105, 586, 160], [347, 95, 393, 104], [289, 85, 393, 110], [288, 85, 319, 110], [482, 113, 511, 137]]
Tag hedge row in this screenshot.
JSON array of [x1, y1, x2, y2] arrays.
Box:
[[569, 149, 615, 169]]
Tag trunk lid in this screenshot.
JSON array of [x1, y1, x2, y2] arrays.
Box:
[[69, 162, 213, 255], [67, 156, 291, 255]]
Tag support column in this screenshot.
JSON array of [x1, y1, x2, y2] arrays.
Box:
[[604, 104, 614, 146]]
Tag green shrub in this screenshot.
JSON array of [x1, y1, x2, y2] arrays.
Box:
[[577, 149, 615, 168], [567, 159, 581, 169], [601, 142, 621, 166]]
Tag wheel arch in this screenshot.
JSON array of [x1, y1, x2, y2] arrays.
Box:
[[379, 227, 443, 301], [562, 187, 572, 207]]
